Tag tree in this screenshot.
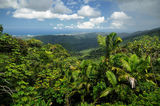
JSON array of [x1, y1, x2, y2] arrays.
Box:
[[26, 39, 43, 48], [0, 25, 3, 33], [97, 32, 122, 59]]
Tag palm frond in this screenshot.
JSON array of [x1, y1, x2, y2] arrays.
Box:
[[97, 35, 106, 47]]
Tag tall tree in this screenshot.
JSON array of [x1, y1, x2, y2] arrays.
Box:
[[97, 32, 122, 59], [0, 25, 3, 33]]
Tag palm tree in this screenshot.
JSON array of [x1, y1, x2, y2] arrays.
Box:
[[97, 32, 122, 59], [105, 32, 122, 58]]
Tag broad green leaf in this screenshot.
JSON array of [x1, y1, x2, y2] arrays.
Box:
[[47, 99, 52, 106], [147, 56, 151, 64], [80, 60, 86, 68], [86, 64, 92, 78], [106, 71, 117, 86], [97, 35, 106, 47], [121, 59, 131, 72], [21, 97, 28, 102], [72, 70, 80, 81], [116, 36, 122, 42], [18, 91, 24, 95], [100, 87, 112, 98], [130, 54, 139, 69]]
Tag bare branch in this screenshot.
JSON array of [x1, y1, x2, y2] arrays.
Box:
[[0, 85, 14, 96]]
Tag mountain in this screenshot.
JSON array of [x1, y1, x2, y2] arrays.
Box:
[[124, 27, 160, 40], [33, 27, 160, 51], [34, 32, 107, 51]]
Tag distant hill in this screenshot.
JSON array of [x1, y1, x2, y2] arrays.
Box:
[[34, 32, 108, 51], [124, 27, 160, 40], [33, 27, 160, 51]]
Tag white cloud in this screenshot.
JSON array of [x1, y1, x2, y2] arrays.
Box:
[[37, 19, 44, 21], [110, 11, 131, 20], [77, 22, 94, 29], [65, 24, 75, 29], [83, 0, 92, 4], [67, 0, 77, 5], [53, 23, 64, 29], [110, 21, 123, 29], [53, 27, 58, 30], [52, 0, 72, 14], [53, 23, 76, 29], [57, 24, 64, 27], [90, 17, 105, 24], [58, 14, 84, 20], [0, 0, 18, 9], [18, 0, 53, 11], [78, 5, 101, 17], [83, 0, 95, 4], [109, 11, 132, 29], [77, 17, 105, 29], [13, 8, 84, 20], [0, 0, 81, 21]]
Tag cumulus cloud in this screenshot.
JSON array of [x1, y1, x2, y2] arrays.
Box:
[[53, 24, 64, 29], [83, 0, 93, 4], [110, 11, 131, 20], [65, 24, 75, 29], [18, 0, 71, 13], [109, 11, 132, 29], [53, 23, 75, 29], [18, 0, 53, 11], [0, 0, 53, 11], [78, 5, 101, 17], [67, 0, 77, 5], [52, 0, 72, 14], [53, 27, 58, 30], [0, 0, 84, 21], [77, 17, 105, 29], [0, 0, 18, 9], [52, 17, 105, 29], [13, 8, 84, 20]]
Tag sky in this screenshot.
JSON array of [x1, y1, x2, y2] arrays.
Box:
[[0, 0, 160, 35]]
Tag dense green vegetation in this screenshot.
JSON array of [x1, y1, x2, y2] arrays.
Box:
[[33, 27, 160, 52], [0, 25, 160, 106], [34, 33, 100, 51]]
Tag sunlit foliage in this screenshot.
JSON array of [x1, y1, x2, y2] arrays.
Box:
[[0, 26, 160, 105]]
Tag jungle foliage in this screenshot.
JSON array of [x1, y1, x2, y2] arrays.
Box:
[[0, 26, 160, 106]]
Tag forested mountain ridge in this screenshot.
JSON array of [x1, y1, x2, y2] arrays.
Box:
[[0, 25, 160, 106], [34, 33, 99, 51], [33, 27, 160, 51]]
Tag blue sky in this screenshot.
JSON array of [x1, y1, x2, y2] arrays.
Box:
[[0, 0, 160, 35]]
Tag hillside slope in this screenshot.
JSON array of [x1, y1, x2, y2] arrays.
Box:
[[34, 27, 160, 51]]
